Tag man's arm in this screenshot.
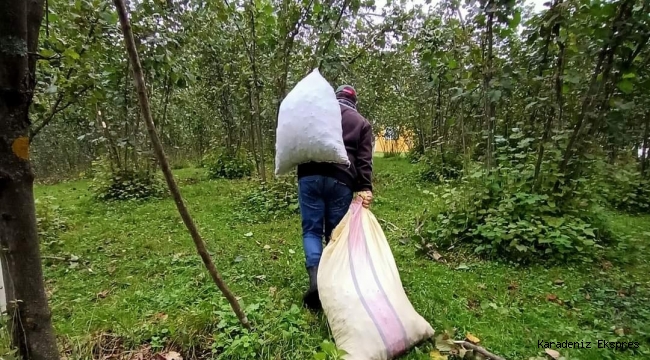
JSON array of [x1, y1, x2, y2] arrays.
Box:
[[355, 120, 373, 192]]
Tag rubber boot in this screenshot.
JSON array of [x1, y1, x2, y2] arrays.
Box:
[[303, 265, 322, 311]]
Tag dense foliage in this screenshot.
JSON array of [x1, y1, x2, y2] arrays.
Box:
[[89, 158, 167, 201], [242, 177, 300, 221], [206, 152, 254, 180]]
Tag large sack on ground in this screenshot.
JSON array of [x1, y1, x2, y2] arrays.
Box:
[[274, 68, 349, 176], [318, 198, 435, 360]]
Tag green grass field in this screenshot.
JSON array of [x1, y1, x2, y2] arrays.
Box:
[[5, 157, 649, 359]]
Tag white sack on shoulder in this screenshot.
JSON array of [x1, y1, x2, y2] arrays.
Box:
[[274, 68, 349, 176], [318, 198, 435, 360]]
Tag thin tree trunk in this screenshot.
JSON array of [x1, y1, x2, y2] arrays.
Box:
[[113, 0, 251, 329], [642, 115, 649, 177], [248, 2, 266, 181], [534, 6, 564, 190], [484, 3, 495, 171], [96, 107, 121, 170], [0, 0, 60, 358], [160, 71, 172, 146], [557, 0, 634, 182]]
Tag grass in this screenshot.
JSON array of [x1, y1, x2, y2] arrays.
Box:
[[4, 157, 649, 359]]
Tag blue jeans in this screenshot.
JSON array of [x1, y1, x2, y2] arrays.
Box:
[[298, 175, 353, 268]]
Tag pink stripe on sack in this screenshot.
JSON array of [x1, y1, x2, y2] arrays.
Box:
[[347, 200, 408, 357]]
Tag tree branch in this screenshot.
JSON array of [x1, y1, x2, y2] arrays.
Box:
[[30, 85, 91, 141], [453, 341, 506, 360]]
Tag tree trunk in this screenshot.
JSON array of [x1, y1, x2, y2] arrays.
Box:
[[642, 115, 649, 177], [534, 5, 564, 190], [555, 0, 634, 192], [113, 0, 250, 329], [484, 2, 495, 170], [248, 2, 266, 181], [0, 0, 60, 358]]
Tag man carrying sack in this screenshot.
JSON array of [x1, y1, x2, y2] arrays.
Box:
[[297, 85, 374, 311]]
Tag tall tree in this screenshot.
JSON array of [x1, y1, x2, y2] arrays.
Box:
[[0, 0, 60, 358]]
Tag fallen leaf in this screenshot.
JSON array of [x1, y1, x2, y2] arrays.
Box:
[[434, 334, 454, 352], [107, 265, 116, 275], [585, 293, 591, 300], [429, 350, 447, 360], [477, 283, 487, 290], [545, 348, 560, 359], [429, 250, 443, 261], [244, 232, 253, 237], [163, 351, 182, 360], [288, 249, 295, 254], [153, 313, 168, 321], [508, 282, 519, 291], [263, 244, 271, 250], [614, 328, 625, 336], [601, 261, 613, 270], [553, 279, 564, 286], [97, 290, 110, 299], [546, 294, 558, 302], [132, 345, 153, 360], [234, 255, 244, 263], [455, 264, 469, 270], [269, 287, 277, 296], [254, 275, 266, 281], [70, 255, 79, 262], [466, 333, 480, 344]]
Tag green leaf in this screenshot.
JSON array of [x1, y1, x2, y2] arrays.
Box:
[[509, 10, 521, 29], [63, 48, 80, 60], [447, 59, 458, 69], [314, 2, 323, 14], [40, 48, 56, 58], [489, 89, 502, 103], [617, 79, 633, 94], [622, 72, 636, 79], [320, 340, 336, 354], [583, 228, 595, 237], [313, 353, 326, 360]]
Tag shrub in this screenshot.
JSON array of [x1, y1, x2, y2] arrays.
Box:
[[206, 152, 253, 180], [406, 144, 425, 164], [89, 158, 166, 201], [421, 132, 609, 262], [600, 163, 650, 214], [242, 177, 299, 221], [419, 150, 464, 183]]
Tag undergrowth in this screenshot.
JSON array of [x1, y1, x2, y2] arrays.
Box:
[[599, 162, 650, 214], [419, 149, 464, 183], [35, 195, 69, 247], [205, 152, 253, 180], [422, 131, 612, 262], [240, 177, 299, 221], [89, 158, 166, 201]]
